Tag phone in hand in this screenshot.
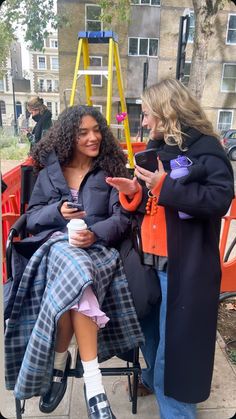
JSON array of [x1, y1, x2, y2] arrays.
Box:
[[67, 202, 84, 211], [134, 148, 159, 172]]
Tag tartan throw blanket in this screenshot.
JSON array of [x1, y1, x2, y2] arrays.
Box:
[[5, 235, 144, 399]]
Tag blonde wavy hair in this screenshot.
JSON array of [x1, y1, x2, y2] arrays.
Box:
[[141, 78, 218, 149]]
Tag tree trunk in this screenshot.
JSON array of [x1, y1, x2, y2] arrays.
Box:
[[188, 0, 227, 101]]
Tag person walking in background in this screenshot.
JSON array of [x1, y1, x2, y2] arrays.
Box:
[[26, 96, 52, 146], [106, 78, 234, 419]]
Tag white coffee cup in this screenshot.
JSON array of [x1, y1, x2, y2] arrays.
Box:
[[67, 219, 87, 246]]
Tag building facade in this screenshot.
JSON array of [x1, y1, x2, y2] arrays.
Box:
[[0, 32, 60, 131], [29, 31, 60, 120], [0, 42, 31, 129], [57, 0, 236, 135]]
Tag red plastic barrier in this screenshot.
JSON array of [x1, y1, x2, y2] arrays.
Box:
[[2, 158, 33, 282]]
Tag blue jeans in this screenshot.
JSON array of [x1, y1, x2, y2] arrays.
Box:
[[140, 270, 196, 419]]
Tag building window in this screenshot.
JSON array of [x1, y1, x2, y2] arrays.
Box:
[[131, 0, 160, 5], [90, 56, 102, 87], [221, 63, 236, 92], [47, 80, 52, 92], [54, 79, 59, 92], [227, 14, 236, 44], [51, 57, 59, 70], [217, 110, 233, 132], [93, 104, 102, 113], [55, 102, 58, 117], [188, 12, 195, 43], [0, 78, 4, 91], [50, 39, 58, 48], [182, 61, 191, 86], [46, 102, 52, 112], [38, 79, 45, 92], [38, 56, 46, 70], [86, 5, 102, 31], [0, 100, 6, 114], [128, 37, 158, 56]]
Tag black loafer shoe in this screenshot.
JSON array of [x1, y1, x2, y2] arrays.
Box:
[[39, 351, 72, 413], [84, 388, 116, 419]]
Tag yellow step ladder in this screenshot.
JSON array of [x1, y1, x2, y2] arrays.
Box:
[[69, 31, 134, 168]]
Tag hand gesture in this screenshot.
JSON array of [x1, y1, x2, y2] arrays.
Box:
[[60, 201, 86, 220], [106, 177, 140, 198], [135, 158, 166, 190]]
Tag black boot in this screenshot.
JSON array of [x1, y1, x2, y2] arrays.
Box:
[[39, 351, 72, 413], [84, 387, 116, 419]]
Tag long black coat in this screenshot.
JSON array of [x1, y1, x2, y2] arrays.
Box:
[[147, 128, 234, 403], [32, 109, 52, 143]]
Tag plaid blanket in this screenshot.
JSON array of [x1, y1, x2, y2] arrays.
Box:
[[5, 235, 144, 399]]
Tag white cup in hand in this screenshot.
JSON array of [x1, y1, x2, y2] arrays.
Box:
[[67, 219, 87, 246]]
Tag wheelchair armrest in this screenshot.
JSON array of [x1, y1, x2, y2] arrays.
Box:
[[6, 214, 27, 279], [7, 214, 27, 241]]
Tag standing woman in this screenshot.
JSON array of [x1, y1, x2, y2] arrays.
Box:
[[26, 96, 52, 146], [106, 78, 234, 419], [5, 106, 143, 419]]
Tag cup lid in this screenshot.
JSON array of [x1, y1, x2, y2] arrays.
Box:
[[67, 219, 87, 229]]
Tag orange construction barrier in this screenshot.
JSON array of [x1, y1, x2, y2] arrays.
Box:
[[220, 197, 236, 292], [2, 158, 33, 281], [120, 141, 146, 155]]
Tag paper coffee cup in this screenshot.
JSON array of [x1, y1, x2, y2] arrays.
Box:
[[67, 219, 87, 245]]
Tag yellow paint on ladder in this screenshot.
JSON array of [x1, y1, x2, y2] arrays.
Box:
[[69, 31, 134, 168]]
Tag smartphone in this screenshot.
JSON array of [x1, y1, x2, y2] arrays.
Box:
[[134, 148, 159, 172], [67, 202, 84, 211]]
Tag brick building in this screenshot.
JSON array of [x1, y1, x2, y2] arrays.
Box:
[[57, 0, 236, 135]]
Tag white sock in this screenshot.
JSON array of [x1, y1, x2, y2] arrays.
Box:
[[54, 350, 68, 372], [82, 357, 105, 400]]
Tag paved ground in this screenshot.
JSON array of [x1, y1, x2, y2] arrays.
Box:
[[1, 334, 236, 418]]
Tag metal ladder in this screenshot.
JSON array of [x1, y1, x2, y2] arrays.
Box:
[[69, 30, 134, 168]]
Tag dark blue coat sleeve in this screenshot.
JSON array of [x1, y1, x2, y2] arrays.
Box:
[[159, 155, 234, 218]]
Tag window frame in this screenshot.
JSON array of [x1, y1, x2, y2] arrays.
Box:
[[0, 77, 5, 92], [226, 14, 236, 45], [85, 4, 103, 32], [131, 0, 160, 5], [50, 39, 58, 48], [93, 104, 103, 113], [182, 61, 191, 86], [187, 11, 195, 43], [0, 100, 6, 114], [50, 56, 59, 71], [47, 79, 53, 92], [221, 63, 236, 92], [89, 56, 103, 87], [46, 101, 52, 113], [37, 55, 46, 70], [128, 37, 159, 57], [217, 109, 234, 132], [38, 78, 45, 92]]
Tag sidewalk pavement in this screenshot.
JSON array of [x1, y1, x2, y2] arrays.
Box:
[[1, 333, 236, 419]]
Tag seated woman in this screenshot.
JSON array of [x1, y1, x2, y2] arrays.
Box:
[[4, 106, 143, 419]]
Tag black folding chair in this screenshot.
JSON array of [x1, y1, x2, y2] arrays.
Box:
[[5, 165, 141, 419]]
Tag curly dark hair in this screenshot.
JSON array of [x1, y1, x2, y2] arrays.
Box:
[[31, 105, 129, 177]]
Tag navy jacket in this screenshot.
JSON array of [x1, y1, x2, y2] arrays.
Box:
[[26, 152, 130, 246]]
